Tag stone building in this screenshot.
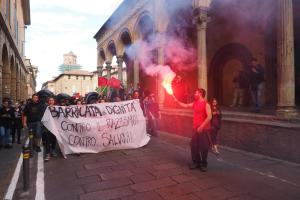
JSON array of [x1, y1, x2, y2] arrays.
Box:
[[42, 70, 98, 96], [0, 0, 34, 102], [24, 58, 37, 98], [95, 0, 300, 163], [59, 51, 82, 73]]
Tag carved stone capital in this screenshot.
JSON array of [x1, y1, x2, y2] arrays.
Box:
[[105, 61, 114, 72], [116, 56, 124, 65], [193, 8, 210, 29]]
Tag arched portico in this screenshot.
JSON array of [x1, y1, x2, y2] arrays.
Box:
[[2, 44, 10, 99], [209, 43, 253, 106]]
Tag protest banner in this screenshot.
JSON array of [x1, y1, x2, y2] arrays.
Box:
[[41, 100, 150, 157]]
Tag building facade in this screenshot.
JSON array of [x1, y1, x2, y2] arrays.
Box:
[[24, 58, 37, 98], [0, 0, 34, 102], [94, 0, 299, 117], [94, 0, 300, 163], [42, 70, 98, 96]]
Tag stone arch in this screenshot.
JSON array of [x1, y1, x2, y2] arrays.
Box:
[[117, 28, 133, 55], [133, 12, 155, 42], [2, 44, 10, 98], [209, 43, 253, 106], [98, 48, 106, 66], [133, 12, 157, 94], [164, 1, 197, 103], [118, 28, 133, 86], [106, 40, 117, 61]]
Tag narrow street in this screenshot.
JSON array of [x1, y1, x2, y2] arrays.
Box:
[[10, 132, 300, 200]]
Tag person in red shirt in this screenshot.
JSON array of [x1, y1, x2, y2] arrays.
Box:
[[174, 88, 212, 171]]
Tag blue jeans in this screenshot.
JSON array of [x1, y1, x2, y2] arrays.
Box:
[[251, 83, 264, 111], [28, 121, 42, 139], [0, 126, 11, 145]]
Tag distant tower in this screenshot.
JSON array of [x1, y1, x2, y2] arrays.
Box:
[[59, 51, 82, 73]]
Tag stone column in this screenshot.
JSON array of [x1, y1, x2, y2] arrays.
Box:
[[105, 61, 113, 79], [0, 66, 2, 102], [24, 84, 28, 99], [97, 65, 103, 77], [2, 71, 11, 98], [116, 56, 123, 84], [105, 61, 113, 98], [276, 0, 298, 117], [194, 7, 209, 93], [157, 47, 165, 106], [11, 73, 17, 101], [133, 60, 139, 89], [16, 72, 20, 100], [19, 81, 23, 100]]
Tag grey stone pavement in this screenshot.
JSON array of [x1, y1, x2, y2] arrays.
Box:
[[0, 142, 24, 199], [11, 131, 300, 200]]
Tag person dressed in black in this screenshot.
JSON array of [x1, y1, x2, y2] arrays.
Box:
[[44, 97, 57, 161], [248, 58, 265, 112], [23, 94, 47, 153], [143, 93, 161, 136], [0, 99, 15, 148], [210, 98, 222, 154], [12, 101, 23, 144], [231, 70, 249, 107]]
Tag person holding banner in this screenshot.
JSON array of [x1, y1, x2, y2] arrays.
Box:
[[174, 88, 212, 172], [44, 97, 57, 161], [23, 94, 47, 153]]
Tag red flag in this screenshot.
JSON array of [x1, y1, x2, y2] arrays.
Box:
[[108, 77, 121, 89], [98, 77, 108, 86]]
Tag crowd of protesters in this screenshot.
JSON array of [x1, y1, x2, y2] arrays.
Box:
[[0, 98, 26, 149], [0, 83, 161, 162], [1, 81, 223, 172]]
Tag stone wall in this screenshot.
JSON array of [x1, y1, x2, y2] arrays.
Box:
[[159, 108, 300, 163]]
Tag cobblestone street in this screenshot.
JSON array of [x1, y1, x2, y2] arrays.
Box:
[[11, 132, 300, 200]]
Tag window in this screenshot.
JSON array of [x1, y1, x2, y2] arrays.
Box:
[[76, 76, 79, 80], [83, 76, 85, 80], [68, 75, 71, 79]]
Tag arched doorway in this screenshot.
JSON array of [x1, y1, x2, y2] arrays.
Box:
[[2, 44, 10, 99], [165, 1, 197, 104], [107, 41, 118, 79], [209, 43, 253, 106], [120, 29, 132, 87], [136, 14, 157, 95]]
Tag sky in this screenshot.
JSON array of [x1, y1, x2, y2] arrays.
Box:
[[26, 0, 124, 90]]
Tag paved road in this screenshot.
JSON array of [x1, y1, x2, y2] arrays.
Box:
[[0, 142, 24, 199], [12, 132, 300, 200]]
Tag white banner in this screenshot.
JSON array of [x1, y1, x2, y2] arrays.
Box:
[[41, 100, 150, 157]]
